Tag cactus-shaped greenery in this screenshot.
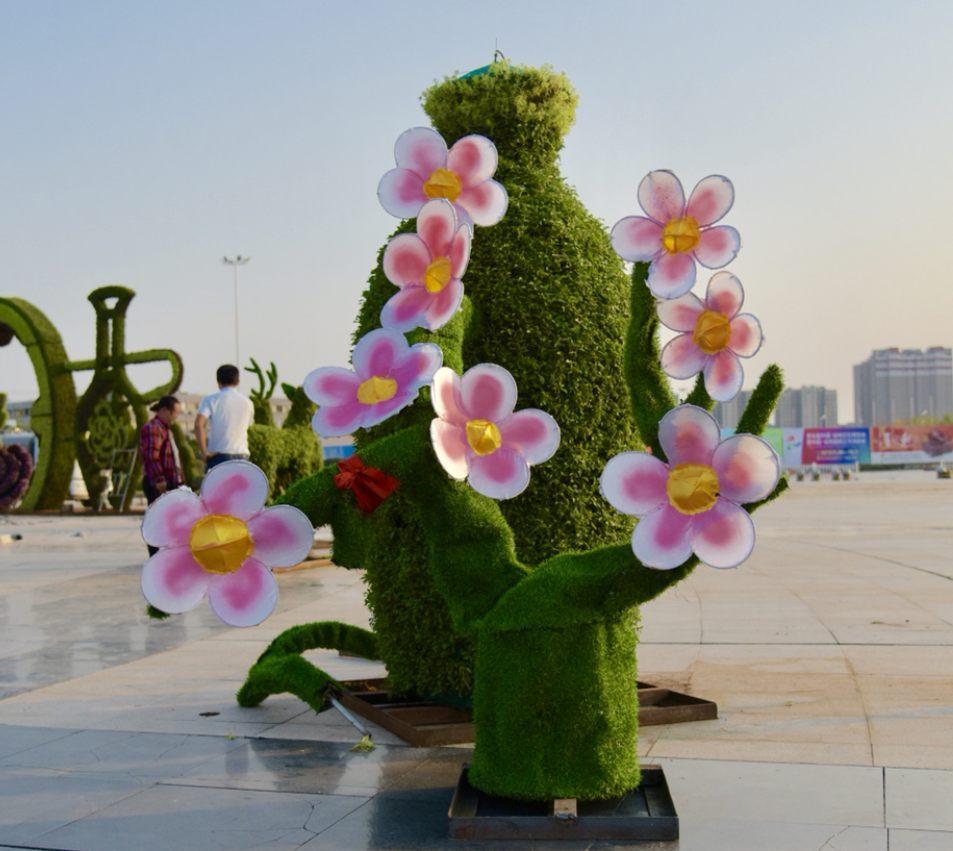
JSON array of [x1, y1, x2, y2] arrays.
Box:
[[237, 62, 786, 800], [0, 392, 7, 431]]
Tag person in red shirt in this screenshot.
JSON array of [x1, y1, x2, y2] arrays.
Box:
[[139, 396, 183, 555]]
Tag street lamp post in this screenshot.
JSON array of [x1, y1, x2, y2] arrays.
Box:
[[222, 256, 250, 367]]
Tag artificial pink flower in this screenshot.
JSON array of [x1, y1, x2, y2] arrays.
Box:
[[380, 198, 471, 332], [658, 272, 763, 402], [305, 328, 442, 438], [610, 170, 741, 299], [430, 364, 560, 500], [378, 127, 508, 228], [600, 405, 779, 570], [140, 461, 314, 626]]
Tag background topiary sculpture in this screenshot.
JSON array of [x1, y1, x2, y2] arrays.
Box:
[[238, 62, 787, 801]]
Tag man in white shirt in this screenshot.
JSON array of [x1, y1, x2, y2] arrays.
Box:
[[194, 364, 255, 471]]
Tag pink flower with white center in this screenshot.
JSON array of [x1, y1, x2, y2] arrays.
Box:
[[600, 405, 779, 570], [378, 127, 508, 228], [657, 272, 763, 403], [380, 198, 471, 333], [430, 364, 560, 500], [305, 328, 442, 438], [610, 170, 741, 299], [140, 461, 314, 627]]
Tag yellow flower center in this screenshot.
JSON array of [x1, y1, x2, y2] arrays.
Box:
[[424, 255, 452, 293], [423, 167, 462, 202], [356, 376, 397, 405], [666, 463, 719, 515], [189, 514, 255, 575], [662, 216, 701, 254], [466, 419, 502, 456], [692, 309, 732, 355]]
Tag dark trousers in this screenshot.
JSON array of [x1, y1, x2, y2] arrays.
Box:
[[206, 453, 249, 471], [143, 478, 162, 557]]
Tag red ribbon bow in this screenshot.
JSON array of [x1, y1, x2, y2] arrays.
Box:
[[333, 455, 400, 514]]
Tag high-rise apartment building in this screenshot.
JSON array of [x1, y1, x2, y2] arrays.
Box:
[[773, 386, 838, 428], [712, 390, 751, 429], [853, 347, 953, 426]]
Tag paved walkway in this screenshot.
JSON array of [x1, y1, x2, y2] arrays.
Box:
[[0, 470, 950, 849]]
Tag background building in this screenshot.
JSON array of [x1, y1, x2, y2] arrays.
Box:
[[853, 347, 953, 425], [773, 386, 838, 428], [712, 390, 751, 430]]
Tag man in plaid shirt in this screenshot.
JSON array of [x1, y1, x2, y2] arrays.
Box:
[[139, 396, 183, 554]]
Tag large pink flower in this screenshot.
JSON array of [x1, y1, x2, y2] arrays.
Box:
[[600, 405, 779, 570], [658, 272, 763, 402], [378, 127, 508, 228], [305, 328, 442, 438], [380, 198, 471, 333], [140, 461, 314, 627], [430, 364, 560, 500], [610, 170, 741, 299]]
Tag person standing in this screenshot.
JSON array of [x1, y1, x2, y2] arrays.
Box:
[[139, 396, 184, 556], [194, 364, 255, 471]]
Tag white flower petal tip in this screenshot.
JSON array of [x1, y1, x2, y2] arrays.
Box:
[[139, 460, 314, 627], [429, 363, 560, 500], [601, 404, 779, 570]]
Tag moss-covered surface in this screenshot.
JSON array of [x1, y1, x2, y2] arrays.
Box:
[[0, 296, 77, 510]]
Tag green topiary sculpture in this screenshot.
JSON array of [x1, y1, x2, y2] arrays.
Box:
[[238, 61, 786, 801]]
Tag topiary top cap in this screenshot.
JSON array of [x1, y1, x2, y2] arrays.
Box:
[[422, 62, 578, 167]]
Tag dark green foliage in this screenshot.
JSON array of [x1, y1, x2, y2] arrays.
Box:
[[0, 296, 78, 510], [0, 392, 7, 430], [736, 363, 784, 437], [237, 622, 377, 712], [247, 383, 323, 500], [146, 605, 171, 620], [245, 358, 278, 427]]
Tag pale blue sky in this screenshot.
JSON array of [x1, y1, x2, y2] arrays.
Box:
[[2, 0, 951, 425]]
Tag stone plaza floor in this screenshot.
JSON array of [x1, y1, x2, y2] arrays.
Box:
[[0, 469, 950, 850]]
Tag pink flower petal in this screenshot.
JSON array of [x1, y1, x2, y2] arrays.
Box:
[[378, 168, 428, 220], [142, 489, 208, 548], [660, 334, 709, 380], [201, 461, 269, 519], [431, 367, 465, 424], [207, 558, 278, 627], [457, 180, 508, 227], [704, 271, 744, 318], [468, 448, 530, 500], [631, 504, 694, 569], [312, 401, 367, 438], [351, 328, 404, 379], [431, 418, 468, 480], [610, 216, 663, 262], [423, 278, 464, 331], [693, 225, 741, 269], [246, 505, 314, 568], [460, 363, 517, 422], [691, 499, 755, 569], [416, 198, 457, 256], [382, 233, 430, 289], [303, 367, 362, 407], [380, 286, 433, 333], [600, 451, 670, 517], [447, 227, 471, 278], [141, 547, 209, 614], [647, 253, 696, 299], [703, 350, 744, 402], [446, 134, 498, 188], [393, 126, 447, 178], [686, 175, 734, 227], [656, 292, 704, 332], [659, 405, 721, 466], [712, 434, 779, 505], [727, 314, 763, 359], [638, 170, 686, 224], [391, 341, 442, 390], [498, 409, 560, 465]]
